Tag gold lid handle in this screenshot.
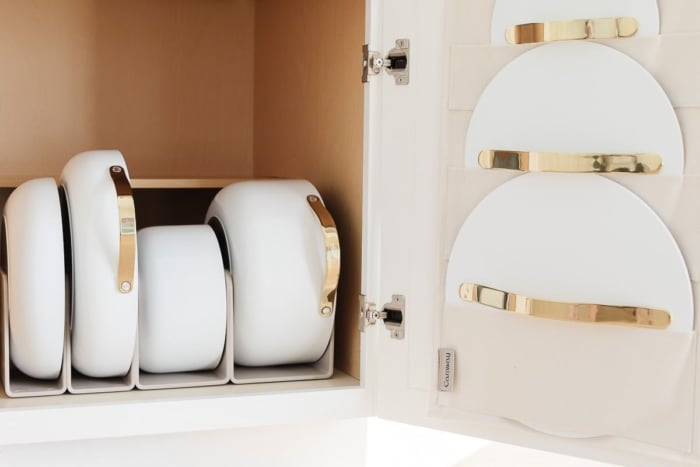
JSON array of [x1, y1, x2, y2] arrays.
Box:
[[478, 150, 662, 174], [109, 166, 136, 294], [459, 283, 671, 329], [506, 17, 638, 44], [307, 195, 340, 318]]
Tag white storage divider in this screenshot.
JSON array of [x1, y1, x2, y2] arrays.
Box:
[[5, 281, 231, 395], [66, 287, 137, 395], [490, 0, 659, 45], [65, 342, 137, 394], [231, 337, 334, 385], [0, 272, 68, 397], [136, 272, 233, 390]]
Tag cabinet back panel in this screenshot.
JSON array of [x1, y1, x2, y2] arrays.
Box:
[[0, 0, 363, 381], [254, 0, 365, 378], [0, 0, 254, 179]]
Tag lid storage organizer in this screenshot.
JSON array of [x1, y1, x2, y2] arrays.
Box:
[[436, 0, 700, 457]]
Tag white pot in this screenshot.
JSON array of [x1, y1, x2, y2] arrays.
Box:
[[4, 178, 65, 379], [138, 225, 227, 374], [206, 180, 336, 367], [61, 150, 138, 378]]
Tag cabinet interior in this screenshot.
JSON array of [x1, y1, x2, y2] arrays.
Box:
[[0, 0, 364, 398]]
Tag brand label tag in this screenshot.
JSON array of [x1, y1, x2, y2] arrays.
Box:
[[438, 348, 455, 392]]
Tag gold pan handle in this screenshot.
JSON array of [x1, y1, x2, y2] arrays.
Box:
[[459, 283, 670, 329], [478, 150, 662, 174], [506, 17, 638, 44], [109, 166, 136, 294], [307, 195, 340, 318]]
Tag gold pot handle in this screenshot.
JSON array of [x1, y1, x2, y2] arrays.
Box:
[[478, 150, 662, 174], [506, 17, 638, 44], [459, 283, 671, 329], [307, 195, 340, 318], [109, 166, 136, 294]]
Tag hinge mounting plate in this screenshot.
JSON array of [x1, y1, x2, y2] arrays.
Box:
[[362, 39, 410, 85], [359, 294, 405, 339]]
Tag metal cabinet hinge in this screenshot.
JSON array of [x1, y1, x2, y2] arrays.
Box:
[[359, 294, 405, 339], [362, 39, 410, 85]]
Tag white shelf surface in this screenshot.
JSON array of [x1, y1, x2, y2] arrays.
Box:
[[0, 371, 366, 446]]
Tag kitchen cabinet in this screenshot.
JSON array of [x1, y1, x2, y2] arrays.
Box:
[[0, 1, 697, 466]]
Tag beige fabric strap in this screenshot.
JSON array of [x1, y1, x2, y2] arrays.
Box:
[[449, 34, 700, 111]]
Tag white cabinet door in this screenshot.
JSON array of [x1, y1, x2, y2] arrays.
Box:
[[368, 2, 699, 466], [363, 0, 446, 424]]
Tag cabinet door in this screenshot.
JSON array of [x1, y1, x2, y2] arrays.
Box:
[[369, 1, 700, 466], [364, 0, 447, 426]]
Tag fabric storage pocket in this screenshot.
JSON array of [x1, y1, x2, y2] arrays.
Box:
[[449, 34, 700, 122], [437, 168, 698, 451], [438, 303, 697, 452]]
